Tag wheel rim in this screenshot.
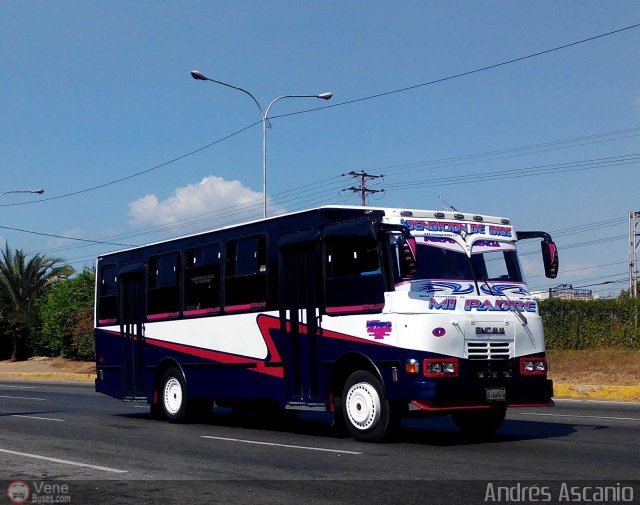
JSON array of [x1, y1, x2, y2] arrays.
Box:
[[163, 377, 183, 415], [345, 381, 381, 431]]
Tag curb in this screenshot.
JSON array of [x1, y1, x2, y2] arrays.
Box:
[[554, 383, 640, 402], [0, 372, 96, 383]]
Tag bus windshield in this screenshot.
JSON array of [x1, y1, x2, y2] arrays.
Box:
[[394, 235, 524, 283]]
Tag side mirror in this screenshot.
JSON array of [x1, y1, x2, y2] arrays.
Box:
[[541, 239, 559, 279]]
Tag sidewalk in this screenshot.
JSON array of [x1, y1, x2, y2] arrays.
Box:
[[1, 370, 638, 402]]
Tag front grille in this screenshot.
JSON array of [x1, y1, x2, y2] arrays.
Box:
[[466, 340, 512, 360]]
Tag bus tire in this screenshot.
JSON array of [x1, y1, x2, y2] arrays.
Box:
[[342, 371, 390, 442], [451, 407, 506, 438], [160, 368, 189, 423]]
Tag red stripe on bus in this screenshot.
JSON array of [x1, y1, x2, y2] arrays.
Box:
[[184, 308, 220, 316], [225, 302, 267, 312], [147, 312, 180, 320], [326, 304, 384, 314], [146, 337, 284, 379]]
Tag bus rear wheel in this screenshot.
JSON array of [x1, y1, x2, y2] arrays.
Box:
[[342, 371, 390, 442], [451, 407, 506, 438], [160, 368, 189, 423]]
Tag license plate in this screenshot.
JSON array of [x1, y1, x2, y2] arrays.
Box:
[[486, 387, 506, 402]]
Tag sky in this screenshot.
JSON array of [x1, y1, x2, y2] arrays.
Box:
[[1, 1, 639, 298]]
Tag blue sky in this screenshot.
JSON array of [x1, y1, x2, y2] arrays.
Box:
[[1, 1, 639, 297]]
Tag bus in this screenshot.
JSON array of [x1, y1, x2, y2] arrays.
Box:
[[94, 205, 559, 441]]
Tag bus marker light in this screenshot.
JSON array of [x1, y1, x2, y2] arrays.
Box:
[[405, 360, 420, 374]]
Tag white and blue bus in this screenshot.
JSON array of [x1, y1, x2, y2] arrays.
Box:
[[94, 205, 558, 441]]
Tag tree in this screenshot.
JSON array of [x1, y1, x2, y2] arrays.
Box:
[[37, 269, 95, 359], [0, 243, 72, 360]]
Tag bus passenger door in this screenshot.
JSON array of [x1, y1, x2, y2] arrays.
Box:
[[279, 239, 322, 406], [119, 270, 146, 400]]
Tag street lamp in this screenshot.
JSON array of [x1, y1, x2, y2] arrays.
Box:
[[191, 70, 332, 218], [0, 188, 44, 198]]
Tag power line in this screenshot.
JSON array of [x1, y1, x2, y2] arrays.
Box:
[[271, 23, 640, 121], [370, 130, 640, 179], [382, 153, 640, 191], [3, 23, 640, 209], [527, 261, 627, 279], [0, 121, 260, 208], [0, 224, 133, 247], [14, 159, 633, 257], [530, 272, 629, 292]]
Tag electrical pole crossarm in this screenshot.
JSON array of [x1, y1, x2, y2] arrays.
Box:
[[342, 171, 385, 206]]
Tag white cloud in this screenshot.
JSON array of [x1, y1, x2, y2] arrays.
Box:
[[128, 176, 281, 229]]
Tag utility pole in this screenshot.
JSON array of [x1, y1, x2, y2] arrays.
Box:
[[342, 170, 384, 206], [630, 210, 640, 299]]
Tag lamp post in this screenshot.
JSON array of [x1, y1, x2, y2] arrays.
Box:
[[0, 189, 44, 198], [191, 70, 332, 218]]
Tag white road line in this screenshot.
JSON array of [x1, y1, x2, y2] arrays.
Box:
[[201, 435, 363, 455], [11, 415, 65, 422], [0, 448, 128, 474], [132, 405, 149, 409], [519, 412, 640, 422], [0, 385, 38, 390], [555, 398, 640, 406], [0, 395, 46, 401]]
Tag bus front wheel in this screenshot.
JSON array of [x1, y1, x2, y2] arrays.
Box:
[[342, 371, 390, 442], [160, 368, 189, 423]]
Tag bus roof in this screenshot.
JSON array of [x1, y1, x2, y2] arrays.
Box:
[[97, 205, 512, 259]]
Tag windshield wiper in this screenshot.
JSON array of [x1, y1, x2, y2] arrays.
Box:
[[466, 255, 528, 326]]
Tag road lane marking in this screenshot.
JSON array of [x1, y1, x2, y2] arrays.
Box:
[[202, 435, 363, 455], [201, 435, 362, 455], [0, 385, 37, 389], [0, 448, 127, 474], [11, 415, 65, 422], [555, 398, 640, 406], [0, 395, 46, 401], [519, 412, 640, 422]]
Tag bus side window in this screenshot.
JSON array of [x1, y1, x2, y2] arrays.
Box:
[[148, 253, 180, 319], [184, 244, 221, 316], [325, 237, 385, 313], [387, 234, 417, 284], [225, 236, 267, 311], [98, 265, 118, 324]]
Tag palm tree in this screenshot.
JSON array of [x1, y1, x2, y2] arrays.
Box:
[[0, 243, 73, 360]]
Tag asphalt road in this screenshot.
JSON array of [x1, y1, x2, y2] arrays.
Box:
[[0, 380, 638, 504]]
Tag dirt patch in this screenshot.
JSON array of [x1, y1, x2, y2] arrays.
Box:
[[547, 349, 640, 387], [0, 357, 95, 374]]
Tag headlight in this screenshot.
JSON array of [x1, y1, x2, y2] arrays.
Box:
[[423, 358, 458, 378], [520, 357, 548, 375]]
